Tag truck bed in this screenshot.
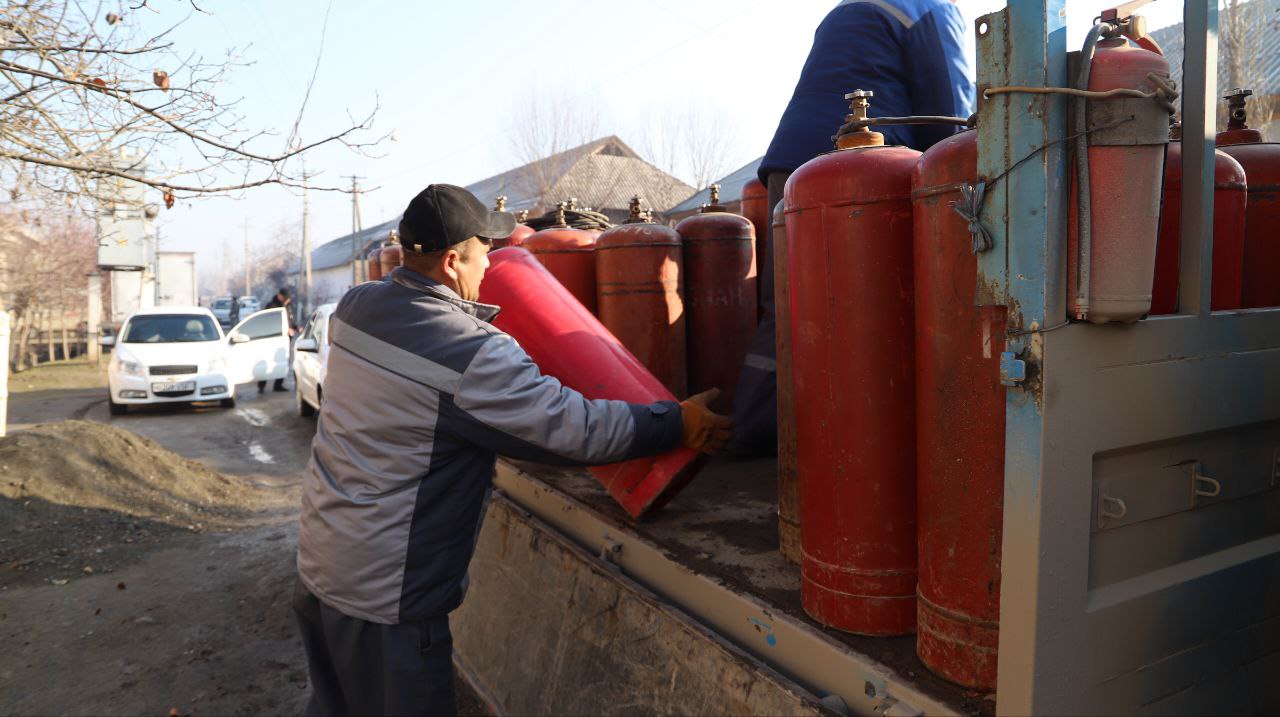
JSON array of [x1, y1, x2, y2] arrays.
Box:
[[509, 457, 992, 716]]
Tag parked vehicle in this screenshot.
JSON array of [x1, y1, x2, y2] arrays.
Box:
[[292, 303, 336, 417], [238, 295, 261, 315], [102, 306, 292, 415], [210, 296, 235, 326], [155, 252, 198, 307]]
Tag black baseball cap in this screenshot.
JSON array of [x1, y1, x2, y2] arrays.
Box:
[[398, 184, 515, 253]]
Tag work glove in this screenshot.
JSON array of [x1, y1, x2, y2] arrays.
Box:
[[680, 388, 733, 454]]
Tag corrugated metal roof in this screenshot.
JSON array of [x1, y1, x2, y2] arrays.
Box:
[[665, 157, 764, 215], [1151, 1, 1280, 96]]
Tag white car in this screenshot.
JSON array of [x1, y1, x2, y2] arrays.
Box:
[[210, 296, 235, 326], [238, 296, 262, 315], [292, 303, 336, 417], [103, 306, 292, 415]]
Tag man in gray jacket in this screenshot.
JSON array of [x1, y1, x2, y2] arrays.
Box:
[[294, 184, 731, 716]]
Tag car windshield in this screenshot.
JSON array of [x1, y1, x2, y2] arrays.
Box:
[[122, 315, 221, 343], [212, 299, 231, 310]]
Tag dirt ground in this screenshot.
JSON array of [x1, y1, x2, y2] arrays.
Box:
[[0, 363, 486, 716]]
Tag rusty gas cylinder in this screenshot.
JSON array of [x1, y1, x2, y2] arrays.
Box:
[[675, 184, 757, 412], [1217, 88, 1280, 309], [1150, 128, 1247, 314], [367, 245, 384, 281], [379, 232, 404, 277], [786, 91, 920, 636], [595, 197, 687, 397], [911, 129, 1006, 690], [741, 177, 771, 317], [772, 199, 800, 564], [1067, 37, 1173, 322], [523, 204, 599, 313]]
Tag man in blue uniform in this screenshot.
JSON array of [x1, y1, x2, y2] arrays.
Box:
[[731, 0, 976, 455]]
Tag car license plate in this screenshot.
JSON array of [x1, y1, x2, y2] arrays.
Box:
[[151, 381, 195, 393]]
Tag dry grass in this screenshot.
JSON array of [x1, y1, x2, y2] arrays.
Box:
[[8, 360, 108, 394]]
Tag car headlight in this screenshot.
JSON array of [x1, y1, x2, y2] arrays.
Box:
[[208, 356, 227, 373], [114, 349, 145, 377]]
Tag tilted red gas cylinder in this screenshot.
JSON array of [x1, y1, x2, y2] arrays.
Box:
[[740, 177, 770, 317], [675, 185, 756, 412], [1151, 134, 1247, 314], [524, 214, 599, 314], [911, 129, 1007, 690], [595, 198, 687, 398], [1067, 37, 1173, 322], [379, 241, 403, 277], [495, 223, 535, 250], [785, 91, 919, 636], [367, 246, 384, 281], [478, 247, 705, 520], [771, 200, 800, 564], [1217, 89, 1280, 309]]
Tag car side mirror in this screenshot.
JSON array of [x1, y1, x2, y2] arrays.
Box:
[[98, 335, 115, 348], [229, 332, 250, 344], [295, 337, 319, 353]]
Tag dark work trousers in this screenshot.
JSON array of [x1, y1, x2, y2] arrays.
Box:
[[293, 582, 457, 717], [729, 170, 791, 458]]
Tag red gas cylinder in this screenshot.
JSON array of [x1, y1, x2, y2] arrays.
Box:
[[379, 239, 403, 277], [478, 247, 705, 520], [911, 129, 1007, 690], [740, 177, 770, 316], [1067, 37, 1173, 323], [785, 91, 920, 636], [496, 223, 535, 249], [675, 184, 756, 412], [595, 197, 687, 397], [1217, 88, 1280, 309], [524, 207, 599, 314], [1150, 133, 1247, 314], [772, 200, 800, 565], [367, 246, 384, 281]]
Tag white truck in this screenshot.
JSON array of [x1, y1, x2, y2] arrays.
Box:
[[154, 251, 197, 307]]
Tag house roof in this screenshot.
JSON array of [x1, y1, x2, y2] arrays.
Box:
[[1150, 1, 1280, 97], [665, 157, 764, 215], [466, 135, 694, 214], [294, 136, 693, 275]]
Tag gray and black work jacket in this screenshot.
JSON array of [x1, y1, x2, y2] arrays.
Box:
[[297, 267, 683, 625]]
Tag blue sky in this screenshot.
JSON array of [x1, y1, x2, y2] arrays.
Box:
[[130, 1, 1186, 288]]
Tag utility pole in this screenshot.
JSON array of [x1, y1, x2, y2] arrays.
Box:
[[242, 218, 251, 297], [301, 163, 314, 325], [345, 174, 364, 285]]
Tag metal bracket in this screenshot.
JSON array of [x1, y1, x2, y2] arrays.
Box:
[[1098, 494, 1128, 528], [1000, 351, 1027, 387], [1184, 461, 1222, 504]]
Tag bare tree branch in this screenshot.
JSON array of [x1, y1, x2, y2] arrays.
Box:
[[0, 0, 384, 206]]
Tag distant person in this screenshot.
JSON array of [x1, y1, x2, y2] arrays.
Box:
[[730, 0, 976, 456], [258, 288, 297, 393], [228, 296, 241, 326]]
